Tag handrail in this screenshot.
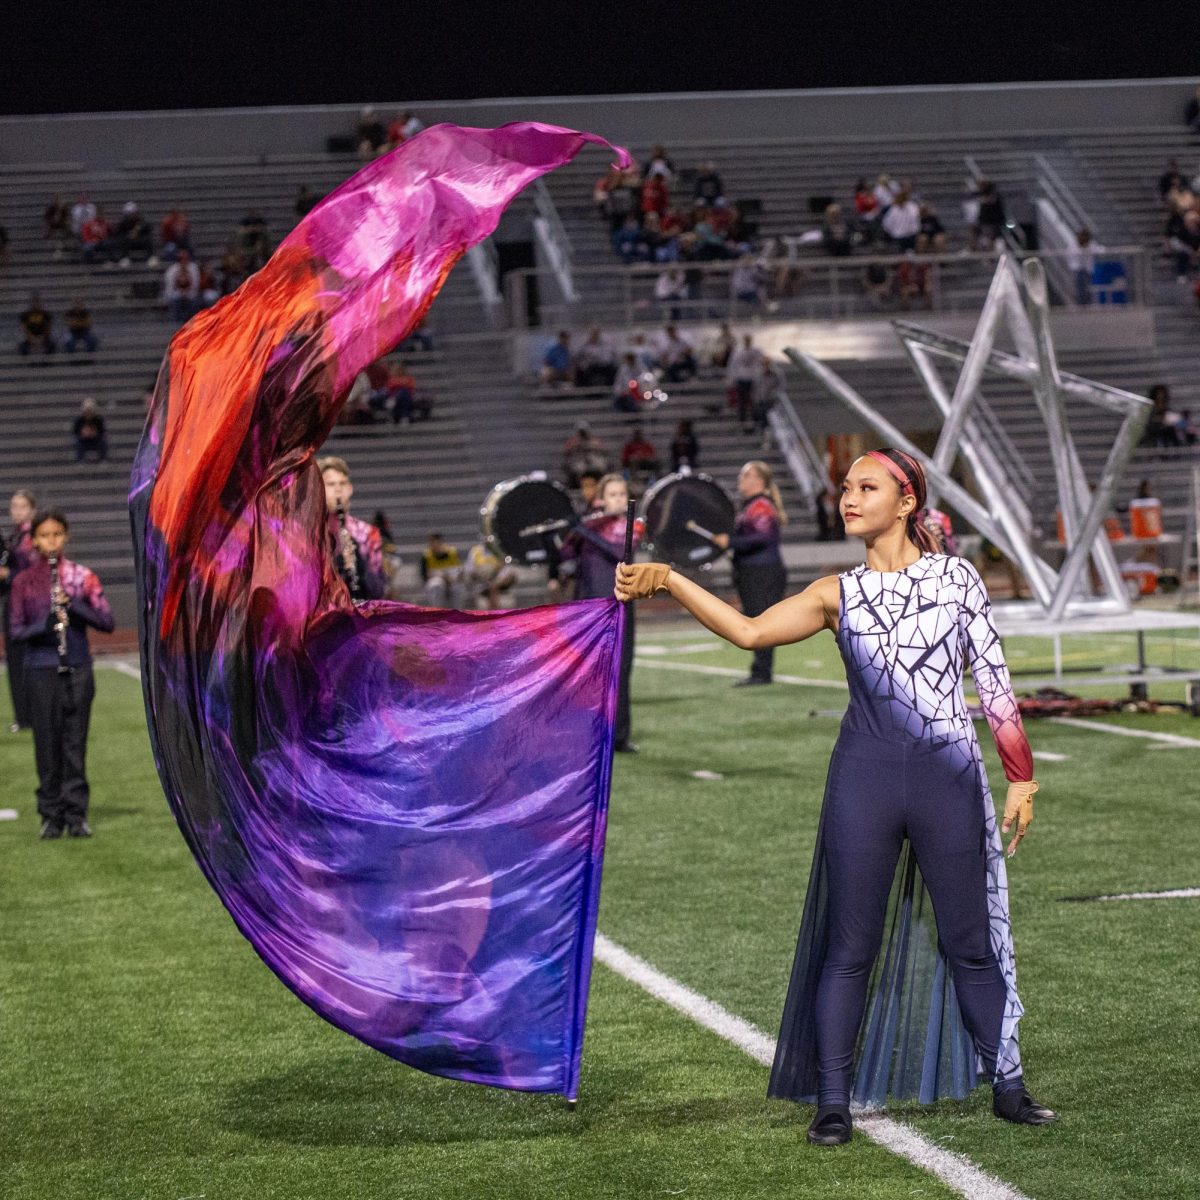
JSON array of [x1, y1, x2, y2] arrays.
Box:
[[531, 178, 578, 304], [466, 239, 502, 309], [503, 244, 1147, 328], [768, 391, 826, 505], [1033, 154, 1096, 235], [962, 154, 1028, 255]]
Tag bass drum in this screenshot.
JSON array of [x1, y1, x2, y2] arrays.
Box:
[[639, 471, 735, 568], [481, 474, 576, 564]]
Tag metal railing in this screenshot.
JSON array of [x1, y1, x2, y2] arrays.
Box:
[[767, 391, 826, 505], [502, 246, 1147, 330], [531, 179, 578, 304], [466, 239, 503, 323]]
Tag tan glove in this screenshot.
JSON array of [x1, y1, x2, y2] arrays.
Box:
[[615, 562, 671, 601], [1002, 780, 1038, 857]]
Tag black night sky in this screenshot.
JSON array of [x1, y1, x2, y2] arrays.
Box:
[[3, 2, 1198, 116]]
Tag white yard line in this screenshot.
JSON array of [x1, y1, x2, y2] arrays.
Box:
[[634, 658, 848, 690], [1032, 750, 1070, 763], [1046, 716, 1200, 748], [594, 934, 1031, 1200], [1094, 887, 1200, 901], [105, 659, 143, 681]]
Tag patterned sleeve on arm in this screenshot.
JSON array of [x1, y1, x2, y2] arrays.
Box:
[[957, 560, 1032, 783], [70, 566, 116, 633], [730, 498, 778, 554]]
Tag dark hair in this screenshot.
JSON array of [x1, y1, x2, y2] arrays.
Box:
[[871, 448, 939, 554], [31, 508, 69, 534]]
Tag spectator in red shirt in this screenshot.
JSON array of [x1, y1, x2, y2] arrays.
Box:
[[641, 175, 670, 219], [621, 425, 661, 479], [160, 207, 193, 260], [80, 209, 111, 264]]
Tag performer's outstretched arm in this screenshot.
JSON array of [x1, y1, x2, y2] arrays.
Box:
[[616, 563, 838, 649]]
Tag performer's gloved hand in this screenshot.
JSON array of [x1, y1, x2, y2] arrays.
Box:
[[1002, 780, 1038, 858], [615, 562, 671, 601]]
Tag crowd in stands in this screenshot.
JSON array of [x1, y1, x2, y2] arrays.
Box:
[[1142, 383, 1197, 448], [560, 417, 703, 493], [16, 294, 99, 357], [1158, 157, 1200, 301], [355, 108, 426, 159]]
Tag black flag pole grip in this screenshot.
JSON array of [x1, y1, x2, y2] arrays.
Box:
[[622, 498, 636, 563]]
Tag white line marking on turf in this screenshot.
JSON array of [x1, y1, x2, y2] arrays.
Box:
[[593, 934, 1031, 1200], [1095, 887, 1200, 901], [1032, 750, 1070, 762], [689, 770, 725, 781], [637, 642, 725, 656], [108, 660, 143, 680], [0, 808, 19, 821], [1046, 716, 1200, 747], [635, 659, 848, 690]]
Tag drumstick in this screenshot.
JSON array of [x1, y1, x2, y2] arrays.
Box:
[[684, 518, 718, 543]]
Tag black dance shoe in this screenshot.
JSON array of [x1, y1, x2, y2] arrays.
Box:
[[67, 821, 93, 838], [39, 820, 64, 840], [993, 1087, 1059, 1125], [806, 1105, 853, 1145], [614, 741, 639, 754], [732, 677, 771, 688]]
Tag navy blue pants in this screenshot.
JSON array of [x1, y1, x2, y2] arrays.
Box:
[[814, 729, 1009, 1107]]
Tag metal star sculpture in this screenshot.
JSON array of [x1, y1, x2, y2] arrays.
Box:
[[787, 255, 1152, 619]]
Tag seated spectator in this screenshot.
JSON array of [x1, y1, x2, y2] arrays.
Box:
[[18, 294, 55, 356], [641, 174, 670, 219], [707, 197, 737, 240], [541, 330, 574, 386], [1186, 86, 1200, 135], [892, 257, 932, 310], [386, 359, 419, 424], [604, 168, 641, 232], [339, 372, 377, 426], [577, 470, 602, 512], [1167, 207, 1200, 280], [611, 355, 643, 414], [64, 299, 98, 353], [219, 241, 250, 295], [562, 422, 609, 486], [164, 250, 202, 324], [625, 332, 656, 373], [853, 178, 881, 239], [654, 265, 688, 319], [159, 207, 193, 260], [111, 202, 155, 266], [1142, 384, 1183, 448], [612, 214, 648, 263], [73, 398, 108, 462], [70, 193, 96, 239], [574, 327, 616, 387], [593, 166, 619, 218], [387, 110, 425, 148], [198, 260, 221, 308], [641, 212, 674, 262], [643, 145, 675, 181], [1066, 229, 1101, 305], [701, 320, 735, 370], [970, 180, 1006, 250], [916, 202, 947, 254], [873, 173, 898, 215], [357, 106, 387, 158], [621, 425, 661, 479], [881, 188, 921, 252], [1158, 158, 1185, 202], [822, 203, 854, 256], [670, 418, 699, 472], [693, 161, 724, 207], [79, 208, 112, 264], [1178, 409, 1198, 445], [464, 543, 517, 609], [44, 194, 70, 254], [397, 317, 434, 353], [239, 210, 272, 270], [692, 208, 732, 260], [294, 185, 320, 217], [420, 533, 463, 606], [730, 253, 763, 308], [655, 324, 697, 382]]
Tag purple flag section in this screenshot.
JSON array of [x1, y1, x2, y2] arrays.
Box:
[[129, 123, 629, 1096]]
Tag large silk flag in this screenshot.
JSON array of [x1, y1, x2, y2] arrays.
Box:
[[129, 124, 629, 1097]]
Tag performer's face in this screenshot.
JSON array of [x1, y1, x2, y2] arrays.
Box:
[[32, 519, 68, 558], [600, 480, 628, 515], [10, 493, 33, 525], [323, 469, 353, 513], [737, 466, 764, 498], [840, 457, 914, 538]]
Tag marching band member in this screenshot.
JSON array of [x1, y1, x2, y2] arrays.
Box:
[[319, 456, 385, 601]]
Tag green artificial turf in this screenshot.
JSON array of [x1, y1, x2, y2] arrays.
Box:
[[2, 643, 1199, 1199]]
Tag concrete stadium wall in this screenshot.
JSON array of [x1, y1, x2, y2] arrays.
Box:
[[1, 77, 1196, 167]]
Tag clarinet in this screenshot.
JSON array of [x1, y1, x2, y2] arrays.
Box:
[[48, 554, 72, 675], [335, 501, 361, 596]]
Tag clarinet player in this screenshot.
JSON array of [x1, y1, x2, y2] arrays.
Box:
[[9, 510, 114, 839], [319, 456, 386, 601]]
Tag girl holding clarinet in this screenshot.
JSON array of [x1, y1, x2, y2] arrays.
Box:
[[616, 448, 1056, 1144]]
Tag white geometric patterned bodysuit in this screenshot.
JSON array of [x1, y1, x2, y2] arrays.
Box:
[[837, 552, 1031, 1082]]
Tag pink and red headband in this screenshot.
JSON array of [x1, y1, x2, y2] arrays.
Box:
[[864, 450, 921, 497]]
